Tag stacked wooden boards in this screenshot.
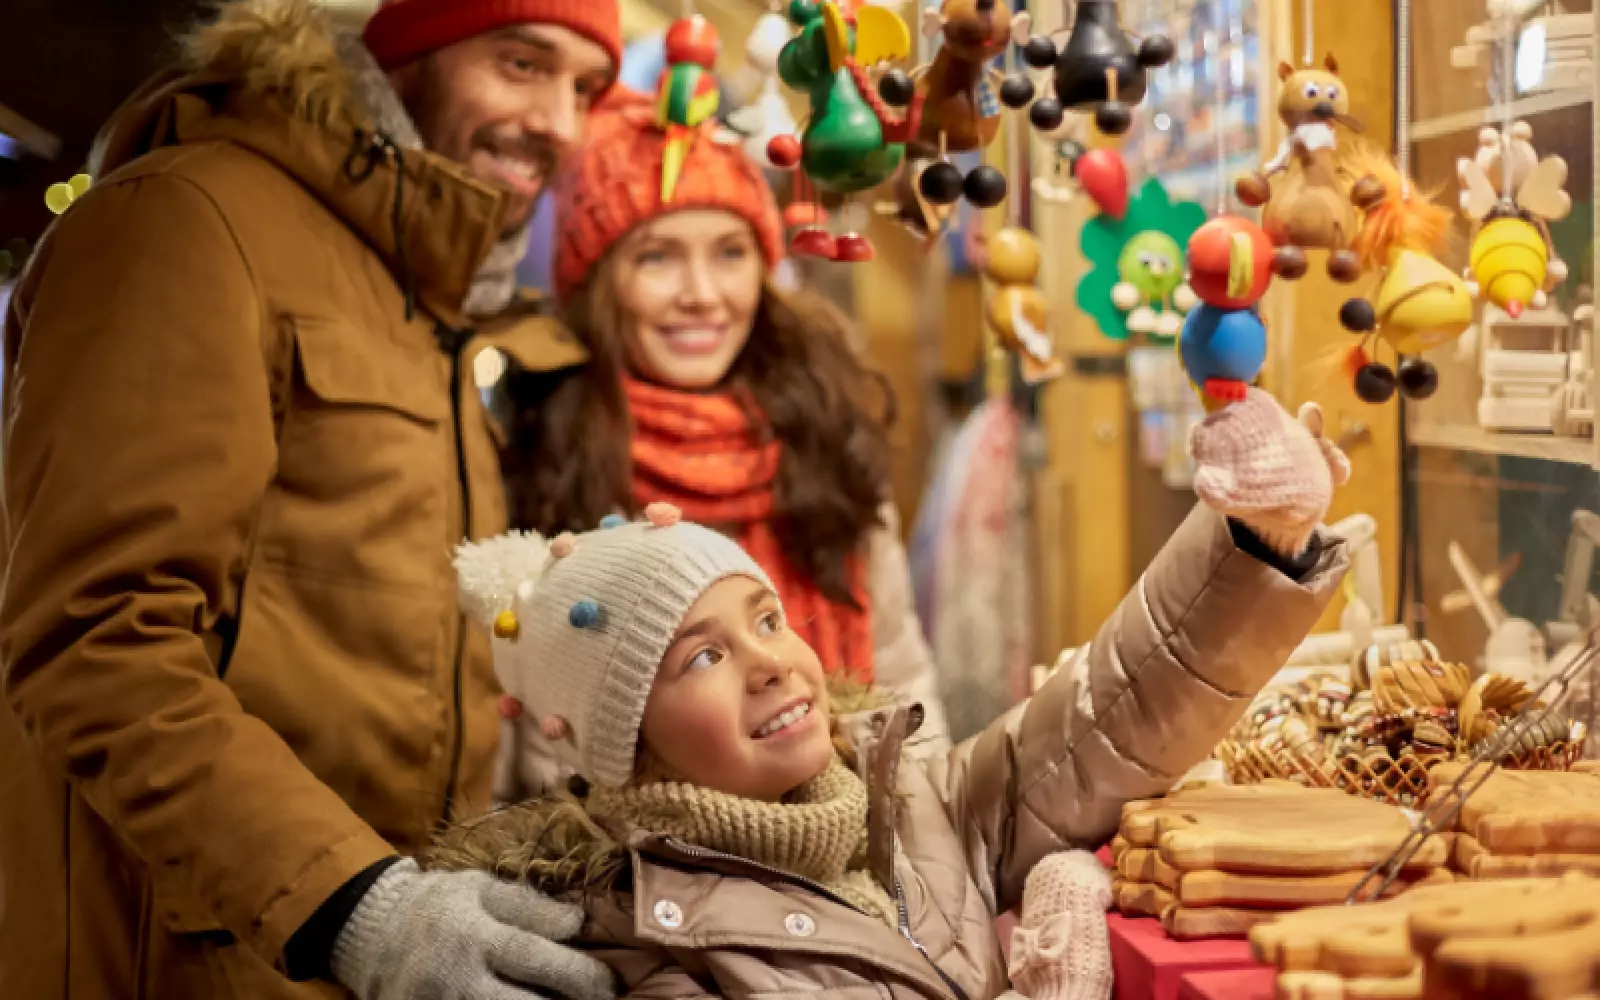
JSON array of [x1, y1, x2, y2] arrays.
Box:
[[1433, 762, 1600, 879], [1252, 874, 1600, 999], [1110, 783, 1450, 939]]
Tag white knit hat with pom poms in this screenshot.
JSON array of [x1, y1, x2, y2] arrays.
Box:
[[455, 504, 773, 789]]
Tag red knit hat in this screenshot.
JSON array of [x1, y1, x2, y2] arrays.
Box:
[[553, 108, 785, 302], [363, 0, 623, 77]]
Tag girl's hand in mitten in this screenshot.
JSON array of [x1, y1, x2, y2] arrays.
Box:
[[1189, 387, 1351, 559], [1009, 851, 1113, 1000]]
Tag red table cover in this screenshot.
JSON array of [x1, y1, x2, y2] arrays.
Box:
[[1106, 912, 1266, 1000], [1176, 967, 1277, 1000]]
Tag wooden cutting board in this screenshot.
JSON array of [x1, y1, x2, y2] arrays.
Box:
[[1120, 782, 1448, 874], [1252, 877, 1594, 1000], [1431, 763, 1600, 854], [1117, 846, 1450, 905], [1454, 833, 1600, 878]]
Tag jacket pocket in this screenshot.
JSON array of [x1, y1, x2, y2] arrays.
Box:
[[292, 315, 449, 424], [260, 314, 454, 590]]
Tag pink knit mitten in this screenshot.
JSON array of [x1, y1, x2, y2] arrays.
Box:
[[1007, 851, 1114, 1000], [1189, 387, 1351, 559]]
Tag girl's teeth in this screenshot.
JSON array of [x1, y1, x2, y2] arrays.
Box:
[[757, 702, 810, 737]]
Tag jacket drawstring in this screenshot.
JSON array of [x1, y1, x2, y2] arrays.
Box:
[[342, 128, 417, 322]]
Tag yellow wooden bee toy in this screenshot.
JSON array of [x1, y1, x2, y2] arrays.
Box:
[[1457, 121, 1571, 317], [983, 227, 1063, 384]]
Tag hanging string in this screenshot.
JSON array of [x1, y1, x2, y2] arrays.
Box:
[[1500, 4, 1516, 201], [1397, 0, 1411, 196], [1007, 42, 1021, 227], [1212, 2, 1228, 215], [1302, 0, 1314, 66]]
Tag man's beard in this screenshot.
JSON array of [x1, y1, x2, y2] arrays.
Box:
[[471, 126, 560, 236]]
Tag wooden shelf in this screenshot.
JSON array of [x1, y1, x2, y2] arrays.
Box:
[[1410, 88, 1594, 141], [1408, 421, 1596, 465]]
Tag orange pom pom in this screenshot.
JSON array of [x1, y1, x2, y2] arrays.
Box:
[[550, 532, 576, 558], [645, 502, 682, 527]]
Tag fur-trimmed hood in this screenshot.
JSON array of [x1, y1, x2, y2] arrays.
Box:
[[90, 0, 516, 324], [95, 0, 378, 178]]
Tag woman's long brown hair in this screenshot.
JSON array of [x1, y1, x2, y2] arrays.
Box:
[[501, 260, 896, 606]]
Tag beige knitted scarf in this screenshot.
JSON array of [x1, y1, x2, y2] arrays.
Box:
[[587, 757, 896, 925]]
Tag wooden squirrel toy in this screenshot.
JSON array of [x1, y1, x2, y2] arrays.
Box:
[[1236, 55, 1377, 283]]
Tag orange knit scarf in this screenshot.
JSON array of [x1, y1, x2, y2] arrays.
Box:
[[625, 377, 874, 681]]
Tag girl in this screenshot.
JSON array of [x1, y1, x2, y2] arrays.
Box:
[[332, 382, 1349, 999], [498, 96, 951, 785]]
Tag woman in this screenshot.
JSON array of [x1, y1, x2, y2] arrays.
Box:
[[500, 100, 953, 790]]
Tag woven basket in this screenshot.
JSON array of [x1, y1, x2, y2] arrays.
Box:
[[1216, 739, 1435, 807]]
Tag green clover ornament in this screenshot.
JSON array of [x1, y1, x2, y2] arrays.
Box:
[[1078, 177, 1207, 343]]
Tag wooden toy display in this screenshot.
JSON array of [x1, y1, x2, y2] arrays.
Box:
[[1109, 783, 1451, 940], [1235, 55, 1369, 283], [1214, 640, 1586, 810]]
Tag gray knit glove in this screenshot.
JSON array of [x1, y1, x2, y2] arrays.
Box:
[[332, 860, 617, 1000]]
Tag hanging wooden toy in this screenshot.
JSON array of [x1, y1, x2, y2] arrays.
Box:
[[1007, 0, 1174, 138], [655, 15, 723, 202], [770, 0, 918, 261], [1078, 177, 1205, 342], [1235, 55, 1368, 283], [983, 227, 1063, 383], [1457, 120, 1572, 317], [894, 0, 1032, 218], [1336, 148, 1473, 404], [1178, 215, 1276, 406], [882, 0, 1034, 240]]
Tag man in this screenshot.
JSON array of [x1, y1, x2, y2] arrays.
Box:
[[0, 0, 620, 997]]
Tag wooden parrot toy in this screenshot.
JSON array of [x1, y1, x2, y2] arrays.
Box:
[[1178, 215, 1275, 408], [769, 0, 918, 261], [656, 15, 723, 202]]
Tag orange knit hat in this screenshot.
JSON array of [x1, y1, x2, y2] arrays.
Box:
[[364, 0, 622, 78], [553, 105, 785, 301]]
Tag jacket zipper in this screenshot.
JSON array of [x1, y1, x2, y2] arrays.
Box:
[[659, 839, 971, 1000], [438, 324, 474, 824]]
